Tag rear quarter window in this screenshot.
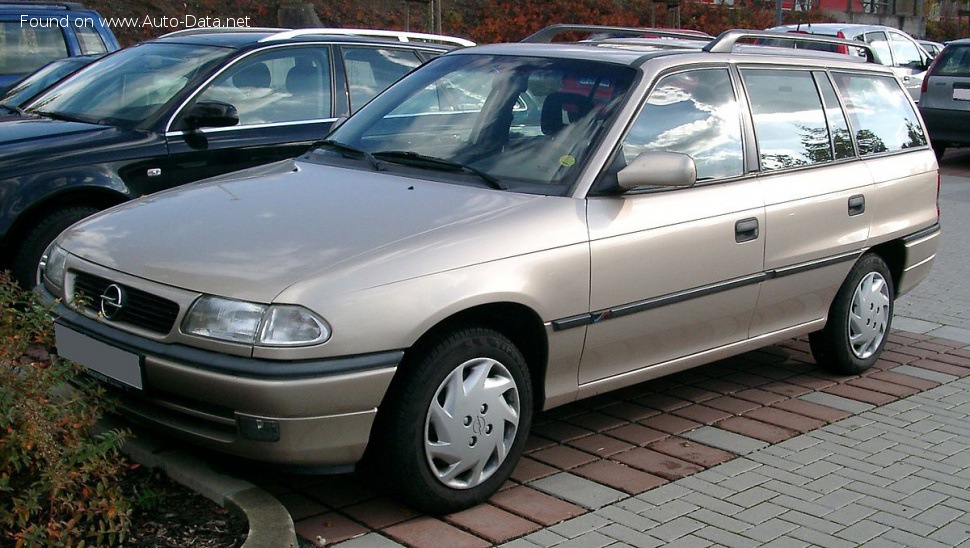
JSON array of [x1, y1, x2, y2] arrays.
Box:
[[832, 72, 926, 155]]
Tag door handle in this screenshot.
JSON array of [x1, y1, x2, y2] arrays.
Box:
[[735, 218, 759, 243], [848, 195, 866, 216]]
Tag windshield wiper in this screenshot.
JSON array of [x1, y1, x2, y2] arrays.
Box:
[[33, 110, 93, 124], [0, 104, 26, 115], [312, 139, 384, 172], [372, 150, 507, 190]]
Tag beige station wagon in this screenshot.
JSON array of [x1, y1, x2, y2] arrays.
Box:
[[43, 28, 941, 512]]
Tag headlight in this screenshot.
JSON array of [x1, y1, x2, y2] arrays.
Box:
[[182, 296, 331, 346], [41, 243, 69, 292]]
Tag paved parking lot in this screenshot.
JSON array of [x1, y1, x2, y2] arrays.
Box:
[[233, 156, 970, 547]]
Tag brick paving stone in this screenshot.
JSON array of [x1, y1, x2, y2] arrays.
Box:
[[742, 407, 827, 433], [670, 403, 734, 425], [909, 359, 970, 377], [295, 512, 370, 546], [734, 388, 789, 406], [277, 491, 328, 521], [665, 385, 720, 403], [511, 456, 560, 483], [383, 516, 490, 548], [934, 353, 970, 368], [529, 444, 599, 470], [489, 486, 586, 526], [786, 374, 841, 390], [761, 381, 814, 398], [868, 370, 940, 390], [445, 504, 541, 544], [648, 437, 736, 467], [613, 447, 705, 480], [694, 378, 749, 395], [823, 384, 898, 406], [847, 377, 922, 398], [334, 533, 405, 548], [524, 434, 558, 453], [721, 371, 774, 388], [567, 433, 636, 457], [598, 401, 659, 422], [635, 393, 692, 412], [717, 416, 799, 443], [566, 411, 629, 433], [605, 423, 669, 446], [531, 473, 626, 510], [639, 414, 702, 435], [913, 340, 958, 353], [771, 398, 853, 423], [703, 395, 763, 415], [573, 459, 667, 494], [531, 421, 594, 443], [342, 497, 416, 530]]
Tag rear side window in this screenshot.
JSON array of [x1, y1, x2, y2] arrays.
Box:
[[814, 72, 855, 160], [931, 45, 970, 77], [73, 21, 108, 55], [742, 69, 831, 170], [0, 21, 69, 74], [343, 47, 422, 111], [832, 72, 927, 155]]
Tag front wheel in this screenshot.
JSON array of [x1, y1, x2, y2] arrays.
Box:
[[810, 254, 894, 374], [12, 206, 100, 289], [378, 328, 533, 514]]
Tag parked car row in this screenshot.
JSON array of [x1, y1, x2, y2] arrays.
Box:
[[35, 23, 940, 513]]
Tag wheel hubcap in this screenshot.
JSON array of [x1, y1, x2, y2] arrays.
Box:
[[848, 271, 890, 359], [424, 357, 520, 490]]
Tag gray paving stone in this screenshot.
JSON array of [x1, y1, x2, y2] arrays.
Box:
[[523, 529, 570, 547], [498, 540, 542, 548], [914, 504, 964, 528], [675, 477, 740, 501], [633, 484, 691, 506], [659, 534, 713, 548], [927, 325, 970, 345], [759, 537, 811, 548], [718, 471, 772, 493], [734, 501, 787, 526], [892, 316, 942, 333], [786, 525, 856, 548], [836, 520, 892, 543], [897, 364, 957, 383], [692, 525, 760, 548], [769, 493, 835, 518], [687, 508, 752, 533], [868, 510, 936, 536], [549, 513, 612, 539], [739, 517, 798, 543], [882, 528, 953, 548], [681, 492, 745, 516], [639, 498, 700, 523], [645, 516, 705, 542], [725, 486, 777, 509], [800, 391, 877, 414], [597, 523, 663, 548], [556, 531, 615, 548], [592, 506, 660, 532], [532, 473, 626, 510], [777, 510, 844, 535], [900, 488, 950, 511], [680, 426, 768, 455]]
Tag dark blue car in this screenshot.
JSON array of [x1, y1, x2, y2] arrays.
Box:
[[0, 1, 119, 93]]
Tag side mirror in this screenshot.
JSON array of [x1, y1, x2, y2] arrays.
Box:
[[184, 100, 239, 129], [617, 151, 697, 191]]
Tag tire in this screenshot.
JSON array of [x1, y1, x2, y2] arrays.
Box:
[[12, 206, 100, 289], [379, 327, 533, 514], [933, 142, 946, 160], [810, 254, 894, 375]]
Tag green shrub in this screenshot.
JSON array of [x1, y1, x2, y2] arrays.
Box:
[[0, 272, 131, 546]]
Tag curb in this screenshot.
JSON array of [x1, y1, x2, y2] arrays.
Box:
[[97, 417, 299, 548]]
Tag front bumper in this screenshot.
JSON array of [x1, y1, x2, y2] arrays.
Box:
[[50, 295, 402, 467]]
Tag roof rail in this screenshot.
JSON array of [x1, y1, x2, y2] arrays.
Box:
[[260, 28, 475, 47], [522, 24, 713, 44], [0, 1, 86, 9], [703, 29, 876, 62], [159, 27, 287, 39]]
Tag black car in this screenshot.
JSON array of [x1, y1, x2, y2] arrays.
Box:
[[0, 54, 103, 118], [0, 28, 470, 287]]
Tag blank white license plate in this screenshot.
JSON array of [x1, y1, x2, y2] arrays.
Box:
[[953, 88, 970, 101], [54, 324, 143, 390]]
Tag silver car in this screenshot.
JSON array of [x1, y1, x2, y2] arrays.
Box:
[[767, 23, 933, 100], [45, 29, 941, 513]]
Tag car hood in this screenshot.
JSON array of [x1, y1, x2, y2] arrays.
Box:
[[0, 116, 119, 166], [58, 160, 579, 303]]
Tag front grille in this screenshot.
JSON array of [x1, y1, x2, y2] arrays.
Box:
[[72, 272, 180, 334]]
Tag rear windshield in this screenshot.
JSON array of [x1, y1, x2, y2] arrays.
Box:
[[0, 21, 68, 75], [931, 44, 970, 77]]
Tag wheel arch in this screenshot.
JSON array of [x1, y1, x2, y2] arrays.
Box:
[[867, 239, 906, 295]]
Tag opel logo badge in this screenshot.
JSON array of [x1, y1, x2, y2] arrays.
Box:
[[100, 284, 125, 320]]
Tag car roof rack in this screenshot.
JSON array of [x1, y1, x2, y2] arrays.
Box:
[[159, 27, 287, 39], [703, 29, 876, 62], [260, 28, 475, 47], [0, 1, 86, 9], [522, 24, 713, 44]]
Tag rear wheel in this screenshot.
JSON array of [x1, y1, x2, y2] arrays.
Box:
[[379, 327, 532, 513], [810, 254, 894, 374], [12, 206, 100, 289]]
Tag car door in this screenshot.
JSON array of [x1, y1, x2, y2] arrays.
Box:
[[165, 45, 337, 185], [888, 30, 930, 100], [580, 67, 765, 384], [745, 69, 873, 336]]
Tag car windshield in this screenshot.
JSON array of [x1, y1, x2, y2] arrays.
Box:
[[321, 53, 637, 192], [26, 43, 231, 126], [0, 57, 95, 109]]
